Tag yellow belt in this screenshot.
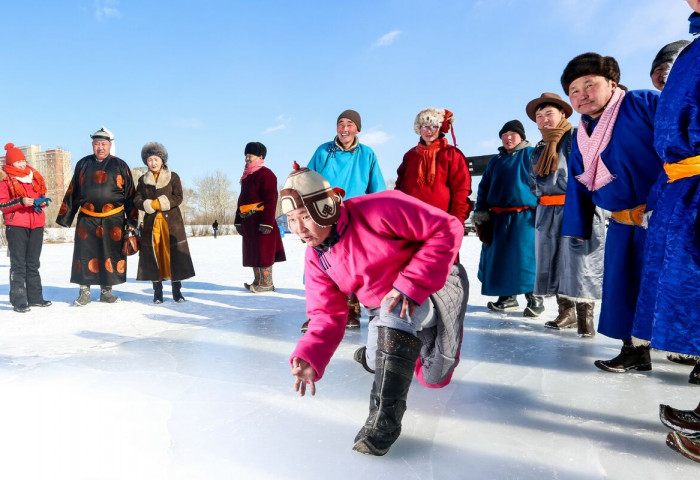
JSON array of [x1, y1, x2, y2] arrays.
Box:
[[610, 204, 645, 227], [664, 155, 700, 183], [80, 205, 124, 217], [239, 202, 264, 214]]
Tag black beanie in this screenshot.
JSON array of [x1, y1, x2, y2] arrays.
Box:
[[498, 120, 526, 140], [244, 141, 267, 159], [650, 40, 691, 76], [561, 52, 620, 94]]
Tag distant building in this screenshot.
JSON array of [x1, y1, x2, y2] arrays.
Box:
[[0, 144, 72, 204]]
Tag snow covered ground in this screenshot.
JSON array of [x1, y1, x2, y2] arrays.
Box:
[[0, 234, 698, 479]]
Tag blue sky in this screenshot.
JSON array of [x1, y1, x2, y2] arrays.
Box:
[[1, 0, 692, 190]]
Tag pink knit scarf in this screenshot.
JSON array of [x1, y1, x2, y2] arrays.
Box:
[[575, 87, 625, 191], [240, 158, 265, 183]]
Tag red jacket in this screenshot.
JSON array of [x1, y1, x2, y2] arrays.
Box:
[[396, 143, 473, 223], [0, 175, 46, 229]]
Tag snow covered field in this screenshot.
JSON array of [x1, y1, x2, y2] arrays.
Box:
[[0, 234, 698, 479]]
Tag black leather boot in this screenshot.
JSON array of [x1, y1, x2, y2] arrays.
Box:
[[153, 281, 163, 304], [524, 292, 544, 317], [172, 281, 185, 302], [576, 301, 596, 337], [487, 296, 518, 312], [544, 295, 576, 329], [353, 327, 421, 456], [594, 340, 652, 373]]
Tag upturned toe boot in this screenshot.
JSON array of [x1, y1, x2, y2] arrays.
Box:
[[660, 402, 700, 435], [523, 293, 544, 317], [594, 340, 652, 373], [250, 267, 275, 293], [352, 327, 421, 456], [576, 301, 596, 337], [487, 296, 518, 312], [544, 295, 576, 329]]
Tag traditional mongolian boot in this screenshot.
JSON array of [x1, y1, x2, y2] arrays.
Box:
[[153, 281, 164, 304], [666, 431, 700, 464], [594, 340, 652, 373], [353, 327, 421, 456], [667, 353, 697, 366], [244, 267, 261, 291], [250, 266, 275, 293], [487, 296, 518, 312], [689, 361, 700, 385], [523, 292, 545, 317], [99, 286, 120, 303], [576, 301, 596, 337], [544, 295, 576, 329], [660, 402, 700, 435], [353, 346, 375, 374], [346, 293, 361, 329], [74, 285, 91, 306], [172, 281, 185, 303]]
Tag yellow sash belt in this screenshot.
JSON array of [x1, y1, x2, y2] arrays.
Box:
[[80, 205, 124, 217], [611, 204, 646, 227], [665, 155, 700, 183], [239, 202, 264, 214]]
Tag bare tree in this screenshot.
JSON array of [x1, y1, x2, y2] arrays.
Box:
[[191, 170, 237, 224]]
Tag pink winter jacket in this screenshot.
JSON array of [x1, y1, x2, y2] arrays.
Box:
[[291, 190, 463, 380]]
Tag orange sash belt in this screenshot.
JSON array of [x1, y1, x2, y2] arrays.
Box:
[[80, 205, 124, 217], [239, 202, 265, 214], [490, 206, 536, 214], [610, 204, 646, 227], [664, 155, 700, 183], [539, 194, 566, 206]]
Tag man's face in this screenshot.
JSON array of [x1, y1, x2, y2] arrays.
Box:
[[651, 63, 671, 91], [286, 206, 331, 247], [535, 106, 565, 130], [92, 139, 111, 161], [567, 75, 616, 119], [336, 119, 358, 148], [501, 131, 523, 153]]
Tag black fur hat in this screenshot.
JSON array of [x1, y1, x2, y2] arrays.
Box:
[[561, 52, 620, 94], [244, 141, 267, 159], [141, 142, 168, 165]]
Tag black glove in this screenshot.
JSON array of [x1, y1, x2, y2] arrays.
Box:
[[475, 220, 493, 246], [235, 224, 243, 235], [258, 225, 273, 235]]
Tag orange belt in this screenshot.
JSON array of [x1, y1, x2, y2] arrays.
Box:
[[610, 204, 646, 227], [490, 206, 536, 214], [80, 205, 124, 217], [539, 194, 566, 206], [664, 155, 700, 183], [239, 202, 265, 214]]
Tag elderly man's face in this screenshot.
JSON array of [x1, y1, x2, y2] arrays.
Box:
[[336, 119, 358, 149], [501, 131, 522, 153], [92, 139, 111, 161], [567, 75, 616, 119], [286, 206, 332, 247]]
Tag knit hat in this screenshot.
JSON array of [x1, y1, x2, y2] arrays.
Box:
[[244, 141, 267, 159], [141, 142, 168, 165], [280, 162, 344, 227], [561, 53, 620, 94], [90, 127, 114, 141], [498, 120, 526, 140], [525, 93, 573, 122], [337, 109, 361, 132], [650, 40, 691, 76], [3, 143, 26, 165]]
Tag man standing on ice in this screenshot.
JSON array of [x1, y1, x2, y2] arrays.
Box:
[[282, 164, 467, 456]]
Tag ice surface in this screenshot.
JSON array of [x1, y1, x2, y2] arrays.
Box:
[[0, 235, 698, 479]]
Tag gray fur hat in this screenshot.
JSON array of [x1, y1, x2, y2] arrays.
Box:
[[141, 142, 168, 165]]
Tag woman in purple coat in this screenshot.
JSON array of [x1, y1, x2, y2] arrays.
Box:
[[234, 142, 286, 292]]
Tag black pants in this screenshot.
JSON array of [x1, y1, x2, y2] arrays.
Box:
[[6, 225, 44, 306]]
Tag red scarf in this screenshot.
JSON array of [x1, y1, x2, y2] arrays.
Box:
[[414, 137, 447, 187], [1, 164, 48, 198], [240, 158, 265, 183]]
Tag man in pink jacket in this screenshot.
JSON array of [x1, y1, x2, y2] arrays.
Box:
[[282, 164, 465, 456]]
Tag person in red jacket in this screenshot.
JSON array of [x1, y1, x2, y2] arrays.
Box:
[[0, 143, 52, 312], [395, 108, 473, 225]]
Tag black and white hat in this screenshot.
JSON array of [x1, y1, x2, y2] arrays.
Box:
[[280, 163, 344, 227]]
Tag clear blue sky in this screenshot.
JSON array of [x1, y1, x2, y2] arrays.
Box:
[[1, 0, 692, 190]]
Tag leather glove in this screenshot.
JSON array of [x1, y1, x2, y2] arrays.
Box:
[[475, 220, 493, 246], [259, 225, 273, 235]]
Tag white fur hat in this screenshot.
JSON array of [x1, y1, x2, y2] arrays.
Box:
[[280, 163, 343, 227], [413, 108, 454, 135]]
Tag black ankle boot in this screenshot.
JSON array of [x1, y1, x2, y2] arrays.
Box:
[[487, 296, 518, 312], [172, 281, 185, 302], [594, 340, 652, 373], [524, 293, 544, 317], [153, 281, 163, 304], [352, 327, 421, 456]]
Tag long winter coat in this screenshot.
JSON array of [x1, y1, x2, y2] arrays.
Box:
[[562, 90, 662, 341], [307, 138, 385, 199], [133, 168, 195, 282], [396, 142, 473, 223], [529, 130, 605, 299], [476, 142, 538, 296], [633, 23, 700, 355], [291, 191, 463, 381], [234, 167, 286, 268], [56, 154, 138, 286]]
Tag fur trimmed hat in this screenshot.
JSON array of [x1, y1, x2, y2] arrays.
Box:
[[413, 108, 455, 135], [4, 143, 26, 165], [499, 120, 526, 140], [280, 162, 344, 227], [650, 40, 690, 76], [561, 53, 620, 94], [337, 109, 361, 132], [141, 142, 168, 164], [244, 141, 267, 159], [90, 127, 114, 141]]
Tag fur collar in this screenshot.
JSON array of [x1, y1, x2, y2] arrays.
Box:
[[142, 168, 172, 189]]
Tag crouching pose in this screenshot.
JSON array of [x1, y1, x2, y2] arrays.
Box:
[[283, 164, 468, 456]]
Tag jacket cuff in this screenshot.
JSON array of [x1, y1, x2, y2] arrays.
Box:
[[158, 195, 171, 211], [143, 201, 156, 214]]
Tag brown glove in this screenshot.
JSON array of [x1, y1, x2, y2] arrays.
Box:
[[475, 220, 493, 246]]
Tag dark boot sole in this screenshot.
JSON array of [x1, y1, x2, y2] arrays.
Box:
[[593, 360, 652, 373], [352, 438, 390, 456], [487, 304, 519, 312], [523, 307, 544, 317]]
